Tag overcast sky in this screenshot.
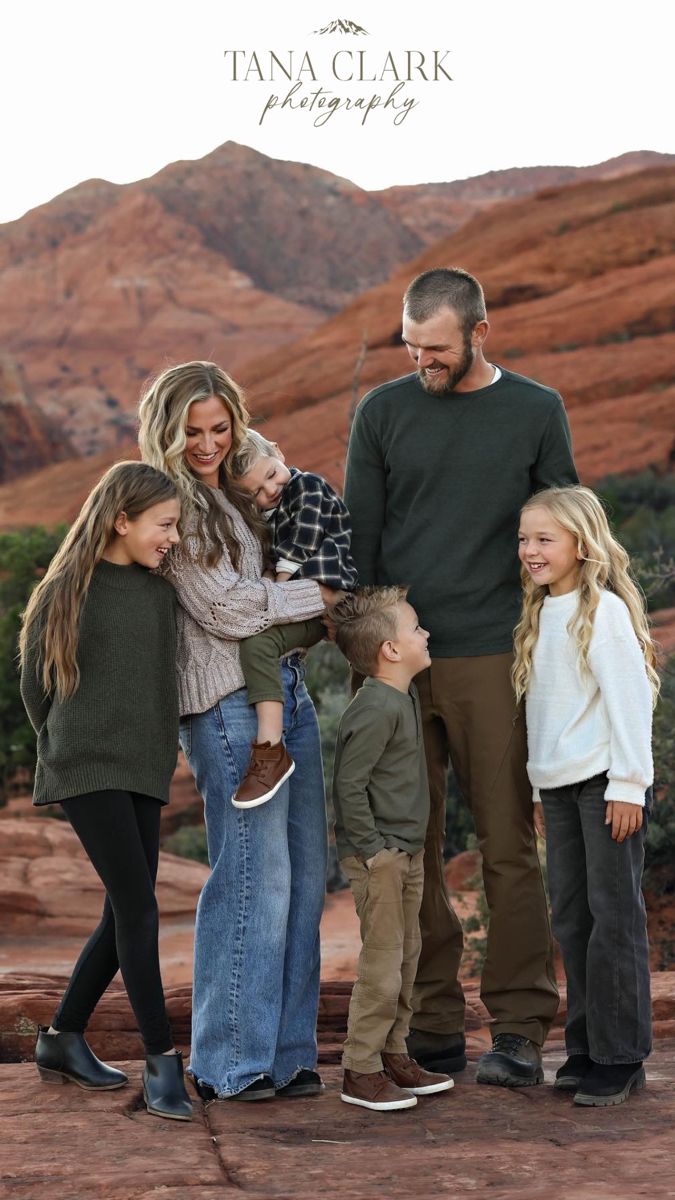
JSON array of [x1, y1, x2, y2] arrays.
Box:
[[2, 0, 673, 223]]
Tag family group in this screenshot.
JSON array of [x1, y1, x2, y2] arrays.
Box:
[[20, 268, 656, 1123]]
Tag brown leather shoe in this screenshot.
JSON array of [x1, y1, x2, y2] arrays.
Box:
[[382, 1052, 455, 1095], [231, 741, 295, 808], [341, 1069, 417, 1111]]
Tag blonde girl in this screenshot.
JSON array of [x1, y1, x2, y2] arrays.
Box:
[[514, 484, 658, 1108], [20, 461, 192, 1122]]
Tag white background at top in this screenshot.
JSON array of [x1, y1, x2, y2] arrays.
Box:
[[2, 0, 673, 222]]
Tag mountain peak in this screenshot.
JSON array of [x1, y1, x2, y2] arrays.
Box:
[[313, 17, 369, 35]]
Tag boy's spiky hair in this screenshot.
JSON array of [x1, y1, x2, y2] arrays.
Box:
[[229, 428, 279, 481], [332, 585, 408, 676]]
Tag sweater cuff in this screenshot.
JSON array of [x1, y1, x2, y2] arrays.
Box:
[[605, 779, 647, 806], [276, 557, 299, 577], [532, 788, 541, 803]]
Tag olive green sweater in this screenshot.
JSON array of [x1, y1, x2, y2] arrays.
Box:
[[332, 678, 429, 861], [344, 368, 578, 657], [20, 559, 179, 806]]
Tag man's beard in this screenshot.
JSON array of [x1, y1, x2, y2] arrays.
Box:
[[417, 332, 474, 395]]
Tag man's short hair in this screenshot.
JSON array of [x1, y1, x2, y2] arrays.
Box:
[[229, 428, 278, 481], [403, 267, 486, 334], [332, 585, 408, 677]]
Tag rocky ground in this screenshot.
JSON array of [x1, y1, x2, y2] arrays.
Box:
[[1, 1042, 673, 1199], [2, 809, 674, 1196]]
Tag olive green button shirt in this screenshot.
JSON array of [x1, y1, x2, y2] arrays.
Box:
[[332, 677, 430, 862]]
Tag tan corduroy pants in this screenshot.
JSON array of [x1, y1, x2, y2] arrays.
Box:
[[341, 847, 425, 1073], [412, 653, 559, 1046]]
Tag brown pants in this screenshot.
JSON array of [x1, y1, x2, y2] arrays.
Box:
[[413, 654, 559, 1046], [341, 848, 425, 1073]]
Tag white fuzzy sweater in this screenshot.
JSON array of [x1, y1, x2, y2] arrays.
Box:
[[167, 491, 324, 716], [525, 589, 653, 806]]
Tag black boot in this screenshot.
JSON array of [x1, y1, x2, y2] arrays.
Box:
[[35, 1026, 128, 1090], [143, 1051, 193, 1121]]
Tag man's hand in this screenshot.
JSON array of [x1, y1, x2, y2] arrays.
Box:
[[605, 801, 643, 843], [319, 586, 346, 641], [318, 584, 346, 608], [533, 804, 546, 838]]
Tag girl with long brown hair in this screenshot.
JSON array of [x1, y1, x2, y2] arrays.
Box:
[[20, 461, 193, 1121], [514, 484, 658, 1108]]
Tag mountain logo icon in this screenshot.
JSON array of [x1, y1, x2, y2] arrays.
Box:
[[313, 18, 369, 35]]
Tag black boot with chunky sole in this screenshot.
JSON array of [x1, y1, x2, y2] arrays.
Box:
[[476, 1033, 544, 1087]]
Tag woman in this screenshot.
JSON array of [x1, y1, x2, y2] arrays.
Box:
[[138, 361, 336, 1102]]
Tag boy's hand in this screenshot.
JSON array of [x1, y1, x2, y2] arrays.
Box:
[[605, 800, 643, 842], [365, 855, 376, 869], [533, 805, 546, 838]]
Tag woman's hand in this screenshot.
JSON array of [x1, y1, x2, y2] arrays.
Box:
[[605, 800, 643, 843], [533, 804, 546, 838]]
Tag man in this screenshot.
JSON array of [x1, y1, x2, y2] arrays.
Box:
[[344, 267, 578, 1087]]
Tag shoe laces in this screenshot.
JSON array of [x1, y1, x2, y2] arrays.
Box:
[[246, 749, 280, 782], [492, 1034, 529, 1054]]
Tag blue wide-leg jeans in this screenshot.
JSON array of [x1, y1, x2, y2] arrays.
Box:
[[180, 658, 328, 1096]]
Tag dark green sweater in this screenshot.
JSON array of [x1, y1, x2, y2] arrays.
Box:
[[344, 368, 578, 656], [20, 559, 179, 806], [332, 678, 429, 861]]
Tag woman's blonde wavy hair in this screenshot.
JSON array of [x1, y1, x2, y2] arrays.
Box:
[[138, 361, 267, 567], [19, 461, 178, 700], [512, 485, 660, 706]]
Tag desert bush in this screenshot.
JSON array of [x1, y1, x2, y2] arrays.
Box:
[[0, 526, 67, 801], [163, 823, 209, 864]]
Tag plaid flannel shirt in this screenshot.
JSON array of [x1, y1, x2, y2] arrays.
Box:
[[270, 467, 358, 591]]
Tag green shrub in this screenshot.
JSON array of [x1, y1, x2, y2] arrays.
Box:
[[163, 823, 209, 864], [0, 526, 67, 800]]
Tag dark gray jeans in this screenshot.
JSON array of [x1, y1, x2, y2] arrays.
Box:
[[540, 773, 652, 1065]]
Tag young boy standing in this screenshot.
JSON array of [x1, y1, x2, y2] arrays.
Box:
[[331, 587, 455, 1111], [229, 429, 357, 808]]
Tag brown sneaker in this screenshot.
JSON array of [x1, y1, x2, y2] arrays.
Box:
[[231, 741, 295, 809], [382, 1052, 454, 1095], [340, 1069, 417, 1111]]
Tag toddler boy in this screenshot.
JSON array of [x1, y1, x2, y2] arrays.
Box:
[[332, 586, 455, 1111], [229, 429, 357, 808]]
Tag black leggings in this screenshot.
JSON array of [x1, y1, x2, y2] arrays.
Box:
[[53, 791, 173, 1055]]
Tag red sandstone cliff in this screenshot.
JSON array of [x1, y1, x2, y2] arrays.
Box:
[[0, 159, 673, 524], [2, 145, 674, 485]]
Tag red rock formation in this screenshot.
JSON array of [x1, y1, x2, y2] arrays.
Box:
[[1, 1046, 674, 1199], [0, 817, 207, 936], [378, 150, 675, 244], [2, 145, 674, 491], [0, 352, 73, 482]]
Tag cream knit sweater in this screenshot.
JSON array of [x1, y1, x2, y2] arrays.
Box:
[[168, 490, 324, 716], [525, 589, 653, 806]]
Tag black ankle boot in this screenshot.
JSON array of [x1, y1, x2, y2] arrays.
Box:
[[35, 1026, 128, 1090], [143, 1051, 193, 1121]]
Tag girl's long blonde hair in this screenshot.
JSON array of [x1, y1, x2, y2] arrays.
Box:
[[138, 361, 267, 567], [512, 485, 660, 706], [19, 461, 178, 701]]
